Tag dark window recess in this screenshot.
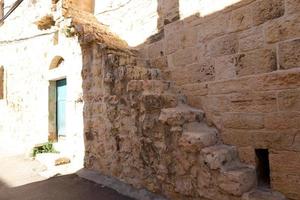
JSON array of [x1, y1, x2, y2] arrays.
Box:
[[255, 149, 271, 187]]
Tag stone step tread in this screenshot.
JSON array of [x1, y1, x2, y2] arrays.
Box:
[[179, 131, 217, 153], [242, 188, 287, 200], [185, 121, 218, 134], [141, 92, 178, 109], [201, 145, 238, 170], [218, 166, 257, 196], [159, 105, 204, 125]]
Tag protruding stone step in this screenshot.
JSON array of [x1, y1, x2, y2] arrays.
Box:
[[141, 92, 178, 110], [201, 145, 238, 170], [218, 166, 257, 196], [178, 131, 217, 152], [159, 105, 204, 126], [242, 188, 287, 200]]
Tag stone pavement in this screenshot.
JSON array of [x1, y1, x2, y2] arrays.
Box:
[[0, 154, 133, 200]]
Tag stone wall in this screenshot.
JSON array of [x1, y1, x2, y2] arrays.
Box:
[[82, 0, 300, 199], [139, 0, 300, 199]]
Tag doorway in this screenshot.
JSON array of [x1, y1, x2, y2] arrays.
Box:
[[56, 79, 67, 137]]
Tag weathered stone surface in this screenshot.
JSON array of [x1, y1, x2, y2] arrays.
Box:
[[179, 131, 217, 153], [223, 113, 264, 129], [238, 27, 264, 52], [148, 41, 164, 59], [265, 15, 300, 43], [242, 189, 287, 200], [264, 112, 300, 130], [270, 151, 300, 199], [197, 13, 230, 43], [218, 167, 257, 196], [170, 47, 198, 68], [235, 49, 277, 77], [159, 105, 204, 126], [252, 0, 285, 25], [208, 34, 239, 57], [229, 4, 253, 32], [279, 39, 300, 70], [214, 55, 236, 80], [278, 89, 300, 111], [285, 0, 300, 15], [201, 145, 238, 170], [171, 60, 215, 85], [208, 69, 300, 95]]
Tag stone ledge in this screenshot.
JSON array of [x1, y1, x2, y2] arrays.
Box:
[[76, 169, 167, 200]]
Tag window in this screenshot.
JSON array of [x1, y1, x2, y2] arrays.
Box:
[[255, 149, 271, 188], [0, 66, 4, 99]]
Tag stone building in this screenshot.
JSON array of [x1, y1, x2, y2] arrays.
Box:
[[0, 0, 299, 200]]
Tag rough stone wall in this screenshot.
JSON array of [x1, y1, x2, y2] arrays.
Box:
[[82, 43, 270, 200], [139, 0, 300, 199]]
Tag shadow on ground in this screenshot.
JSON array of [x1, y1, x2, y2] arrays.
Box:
[[0, 174, 133, 200]]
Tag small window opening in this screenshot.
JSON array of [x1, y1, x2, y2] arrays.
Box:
[[255, 149, 271, 188]]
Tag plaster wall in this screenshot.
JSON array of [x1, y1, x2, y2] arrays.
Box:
[[0, 0, 84, 160]]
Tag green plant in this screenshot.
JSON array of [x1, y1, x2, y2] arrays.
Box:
[[32, 142, 59, 157]]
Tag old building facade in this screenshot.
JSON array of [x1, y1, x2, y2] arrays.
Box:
[[0, 0, 299, 199]]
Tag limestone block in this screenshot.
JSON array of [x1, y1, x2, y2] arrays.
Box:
[[265, 15, 300, 44], [264, 112, 300, 130], [175, 177, 194, 196], [208, 34, 238, 57], [227, 91, 278, 113], [218, 167, 256, 196], [214, 55, 236, 80], [271, 172, 300, 200], [223, 113, 264, 129], [279, 39, 300, 70], [285, 0, 300, 15], [178, 131, 217, 153], [237, 146, 256, 165], [229, 4, 253, 32], [270, 151, 300, 199], [159, 105, 204, 126], [235, 49, 277, 77], [197, 13, 230, 43], [165, 31, 183, 55], [208, 69, 300, 95], [238, 28, 264, 52], [242, 189, 286, 200], [201, 145, 238, 170], [170, 47, 198, 67], [278, 89, 300, 111], [149, 56, 168, 69], [148, 40, 164, 59], [252, 0, 284, 25], [171, 60, 215, 85]]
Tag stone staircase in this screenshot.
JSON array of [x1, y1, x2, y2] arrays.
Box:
[[124, 57, 287, 200]]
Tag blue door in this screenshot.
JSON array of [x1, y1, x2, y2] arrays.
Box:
[[56, 79, 67, 136]]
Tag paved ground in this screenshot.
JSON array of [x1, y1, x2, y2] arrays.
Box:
[[0, 155, 133, 200]]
